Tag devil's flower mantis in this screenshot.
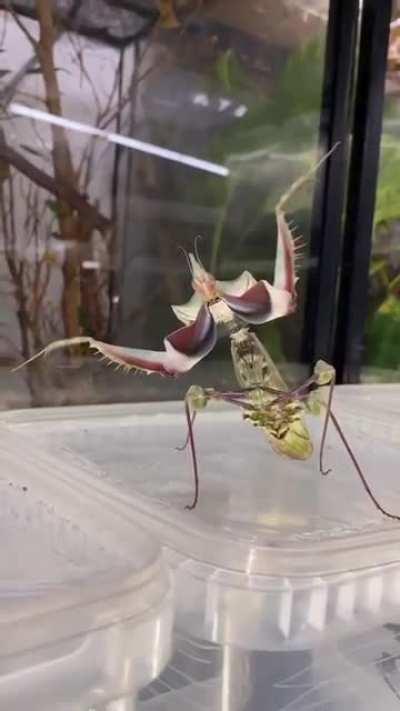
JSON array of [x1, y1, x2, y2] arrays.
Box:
[[13, 148, 400, 519]]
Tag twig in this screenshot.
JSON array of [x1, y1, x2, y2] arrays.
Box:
[[0, 139, 110, 232], [4, 0, 37, 49]]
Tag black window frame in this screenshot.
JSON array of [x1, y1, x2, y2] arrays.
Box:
[[305, 0, 393, 383]]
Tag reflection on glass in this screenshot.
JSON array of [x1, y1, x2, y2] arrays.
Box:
[[0, 0, 329, 407], [364, 3, 400, 381]]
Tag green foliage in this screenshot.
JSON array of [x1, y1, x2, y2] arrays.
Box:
[[213, 37, 324, 159], [366, 133, 400, 374], [215, 49, 252, 95], [366, 295, 400, 371], [208, 38, 326, 246], [374, 142, 400, 227], [266, 38, 324, 125], [45, 199, 60, 217]]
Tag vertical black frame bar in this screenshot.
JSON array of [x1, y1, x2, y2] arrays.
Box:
[[302, 0, 359, 367], [335, 0, 393, 383]]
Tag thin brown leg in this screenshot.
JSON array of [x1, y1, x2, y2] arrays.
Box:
[[176, 411, 197, 451], [318, 376, 335, 476], [184, 400, 200, 510], [329, 410, 400, 522]]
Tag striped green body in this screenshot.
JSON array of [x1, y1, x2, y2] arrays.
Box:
[[230, 327, 313, 460]]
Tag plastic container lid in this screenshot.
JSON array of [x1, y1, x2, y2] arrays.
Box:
[[334, 384, 400, 445], [0, 425, 172, 708], [2, 385, 400, 650]]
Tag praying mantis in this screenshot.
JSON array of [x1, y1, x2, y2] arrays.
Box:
[[13, 148, 400, 519]]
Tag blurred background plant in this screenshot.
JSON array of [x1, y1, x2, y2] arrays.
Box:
[[364, 13, 400, 378]]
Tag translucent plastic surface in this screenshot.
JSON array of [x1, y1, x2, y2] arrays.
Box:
[[138, 626, 400, 711], [0, 426, 172, 711], [3, 388, 400, 630], [3, 387, 400, 711]]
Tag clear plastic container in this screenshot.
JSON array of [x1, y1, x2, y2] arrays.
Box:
[[0, 426, 173, 711], [334, 385, 400, 446], [2, 385, 400, 710]]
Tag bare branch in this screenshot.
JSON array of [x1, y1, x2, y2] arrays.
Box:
[[0, 139, 111, 232], [68, 33, 102, 117], [0, 0, 82, 109], [0, 6, 9, 46], [3, 0, 37, 49]]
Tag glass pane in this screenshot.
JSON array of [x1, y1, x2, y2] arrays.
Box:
[[0, 0, 329, 408], [363, 3, 400, 381]]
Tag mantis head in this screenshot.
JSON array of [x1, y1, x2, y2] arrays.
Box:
[[188, 253, 219, 303]]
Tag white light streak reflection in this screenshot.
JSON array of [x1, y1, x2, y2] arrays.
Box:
[[10, 102, 229, 177], [81, 260, 100, 270]]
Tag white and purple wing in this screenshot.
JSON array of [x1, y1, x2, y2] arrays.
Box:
[[171, 218, 297, 327], [216, 270, 257, 296], [171, 151, 335, 330], [220, 173, 306, 325], [221, 280, 292, 325], [171, 291, 202, 325], [171, 267, 257, 325]]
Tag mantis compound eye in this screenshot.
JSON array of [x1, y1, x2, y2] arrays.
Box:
[[186, 385, 208, 411]]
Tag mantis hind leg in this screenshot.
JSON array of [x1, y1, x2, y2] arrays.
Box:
[[305, 360, 336, 476], [181, 373, 332, 510], [181, 385, 211, 510], [304, 360, 400, 522], [177, 385, 211, 453], [181, 384, 253, 510]]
